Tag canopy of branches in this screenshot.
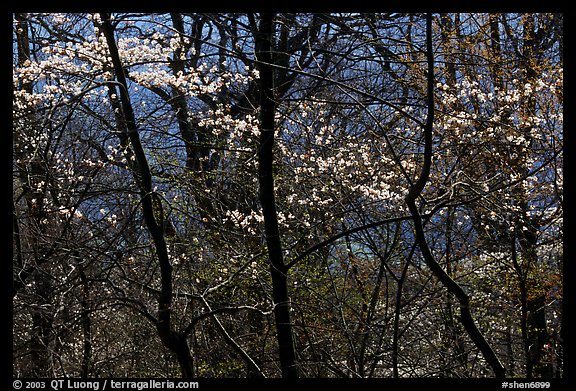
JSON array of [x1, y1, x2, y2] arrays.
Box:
[[13, 13, 562, 379]]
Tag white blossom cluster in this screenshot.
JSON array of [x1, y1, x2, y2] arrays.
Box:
[[214, 96, 420, 238], [198, 109, 260, 144], [14, 14, 258, 121], [278, 101, 406, 208], [224, 209, 264, 235], [435, 71, 562, 148]]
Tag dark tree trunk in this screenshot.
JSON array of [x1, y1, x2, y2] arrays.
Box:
[[171, 333, 195, 379], [14, 13, 55, 376], [99, 13, 194, 379], [517, 14, 552, 378], [404, 14, 505, 379], [80, 268, 92, 378], [254, 12, 299, 378]]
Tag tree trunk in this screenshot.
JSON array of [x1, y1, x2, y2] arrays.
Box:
[[254, 12, 299, 378], [404, 14, 505, 379], [14, 13, 55, 377], [517, 14, 552, 378], [80, 268, 92, 378], [99, 13, 194, 379]]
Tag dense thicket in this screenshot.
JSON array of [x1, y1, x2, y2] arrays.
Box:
[[13, 13, 562, 378]]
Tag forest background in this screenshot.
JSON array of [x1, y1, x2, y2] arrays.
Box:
[[12, 12, 563, 379]]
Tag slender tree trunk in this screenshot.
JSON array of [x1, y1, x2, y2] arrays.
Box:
[[517, 14, 552, 378], [439, 16, 469, 374], [511, 235, 532, 377], [404, 14, 505, 378], [99, 13, 194, 379], [254, 12, 299, 378], [391, 259, 409, 378], [489, 13, 504, 90], [506, 320, 517, 376], [80, 268, 92, 378], [14, 13, 55, 377], [168, 13, 209, 176]]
